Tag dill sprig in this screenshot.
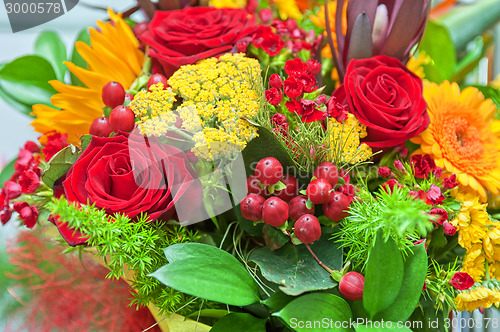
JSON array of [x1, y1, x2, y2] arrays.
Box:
[[337, 185, 434, 271], [47, 197, 216, 316]]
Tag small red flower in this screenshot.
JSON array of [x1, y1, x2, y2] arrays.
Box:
[[261, 33, 284, 56], [18, 169, 40, 194], [411, 154, 436, 178], [394, 160, 405, 172], [450, 272, 474, 290], [265, 88, 282, 106], [381, 179, 403, 193], [426, 184, 445, 205], [429, 207, 448, 225], [13, 202, 39, 228], [252, 26, 273, 48], [23, 141, 40, 153], [443, 174, 459, 190], [296, 74, 317, 93], [283, 77, 304, 99], [378, 166, 391, 178], [306, 59, 321, 75], [284, 58, 307, 77], [269, 74, 282, 90], [0, 208, 12, 225], [271, 113, 287, 127], [43, 132, 68, 162], [286, 100, 324, 123], [433, 167, 443, 178], [4, 181, 22, 199], [14, 148, 35, 174], [325, 96, 348, 122], [443, 222, 457, 236]]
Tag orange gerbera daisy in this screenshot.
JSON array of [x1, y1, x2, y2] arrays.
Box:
[[31, 9, 144, 144], [411, 81, 500, 201]]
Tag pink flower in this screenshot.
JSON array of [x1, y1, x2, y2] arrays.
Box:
[[18, 169, 40, 194], [429, 207, 448, 225], [426, 184, 445, 205], [394, 160, 405, 172]]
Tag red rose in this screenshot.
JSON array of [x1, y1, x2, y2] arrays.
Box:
[[62, 132, 202, 223], [141, 7, 256, 76], [333, 55, 429, 148], [450, 272, 474, 290]]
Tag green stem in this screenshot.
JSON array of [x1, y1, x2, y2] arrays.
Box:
[[305, 243, 334, 274]]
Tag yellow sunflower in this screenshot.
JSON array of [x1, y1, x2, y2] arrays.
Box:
[[31, 9, 144, 144], [455, 284, 500, 312], [411, 81, 500, 201]]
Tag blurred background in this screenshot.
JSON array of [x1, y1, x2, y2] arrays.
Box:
[[0, 0, 500, 331]]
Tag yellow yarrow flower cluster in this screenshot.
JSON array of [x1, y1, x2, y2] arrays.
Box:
[[451, 192, 500, 281], [209, 0, 246, 8], [327, 113, 372, 164], [128, 83, 177, 136], [455, 281, 500, 312], [168, 53, 262, 161]]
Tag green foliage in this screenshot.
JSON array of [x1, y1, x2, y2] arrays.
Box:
[[151, 243, 261, 306], [47, 198, 209, 316], [42, 145, 81, 188], [338, 185, 433, 270], [0, 158, 16, 187], [0, 55, 58, 116], [34, 31, 67, 81], [70, 28, 91, 87], [209, 313, 267, 332], [250, 230, 343, 295], [274, 293, 352, 332]]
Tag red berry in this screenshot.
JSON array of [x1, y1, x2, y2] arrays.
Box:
[[294, 214, 321, 244], [89, 116, 113, 137], [124, 93, 134, 101], [102, 81, 125, 108], [289, 195, 315, 221], [240, 194, 266, 221], [306, 178, 332, 204], [339, 271, 364, 301], [133, 22, 148, 39], [274, 174, 298, 202], [109, 106, 136, 132], [323, 191, 351, 222], [313, 162, 339, 187], [147, 74, 169, 90], [247, 175, 265, 196], [262, 197, 289, 227], [255, 157, 283, 186]]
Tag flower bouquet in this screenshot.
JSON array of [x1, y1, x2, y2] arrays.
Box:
[[1, 0, 500, 331]]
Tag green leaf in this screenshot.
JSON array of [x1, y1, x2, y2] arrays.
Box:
[[0, 158, 16, 186], [363, 232, 404, 319], [262, 224, 289, 251], [80, 135, 92, 152], [250, 231, 343, 295], [151, 243, 260, 306], [262, 290, 294, 312], [472, 85, 500, 110], [450, 36, 491, 83], [275, 293, 352, 332], [210, 313, 267, 332], [242, 126, 296, 177], [0, 55, 57, 108], [42, 145, 80, 188], [355, 325, 413, 332], [0, 85, 33, 116], [419, 21, 456, 83], [70, 28, 90, 87], [34, 31, 67, 81], [187, 309, 229, 320], [374, 242, 427, 322]]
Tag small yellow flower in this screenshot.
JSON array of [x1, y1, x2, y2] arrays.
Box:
[[328, 113, 372, 164], [407, 51, 431, 80], [451, 193, 489, 250], [455, 283, 500, 312], [274, 0, 302, 20], [209, 0, 247, 8]]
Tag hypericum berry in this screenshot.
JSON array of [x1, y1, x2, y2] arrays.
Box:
[[306, 178, 332, 204], [443, 222, 457, 236], [289, 195, 315, 221], [147, 74, 169, 90], [274, 174, 298, 202], [89, 116, 113, 137], [294, 214, 321, 244], [323, 191, 351, 222], [109, 105, 136, 132], [313, 162, 339, 187], [102, 81, 125, 108], [240, 194, 266, 221], [339, 272, 364, 301], [255, 157, 283, 186], [262, 197, 289, 227], [124, 93, 134, 101], [246, 175, 265, 196]]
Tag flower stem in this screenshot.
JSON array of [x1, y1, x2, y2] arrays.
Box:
[[305, 243, 333, 274]]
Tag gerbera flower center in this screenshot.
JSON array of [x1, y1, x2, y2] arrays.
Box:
[[444, 117, 483, 158]]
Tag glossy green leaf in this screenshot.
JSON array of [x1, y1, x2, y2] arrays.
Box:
[[0, 159, 16, 186], [42, 145, 80, 188], [210, 313, 267, 332], [187, 309, 229, 320], [363, 232, 404, 319], [262, 224, 289, 251], [250, 231, 342, 295], [70, 28, 91, 87], [450, 36, 491, 83], [152, 243, 260, 306], [262, 290, 294, 312], [0, 55, 57, 108], [275, 293, 352, 332], [355, 325, 413, 332], [35, 31, 67, 81], [0, 85, 33, 116], [472, 85, 500, 110], [375, 242, 427, 322], [419, 20, 456, 83]]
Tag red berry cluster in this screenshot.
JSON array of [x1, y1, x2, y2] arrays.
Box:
[[0, 140, 48, 227], [265, 58, 326, 123], [240, 159, 355, 245]]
